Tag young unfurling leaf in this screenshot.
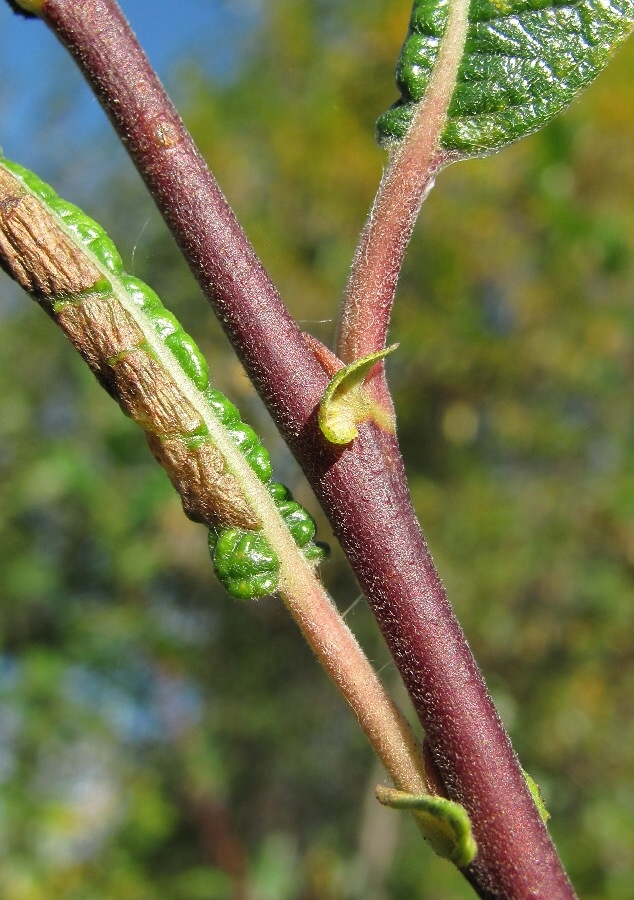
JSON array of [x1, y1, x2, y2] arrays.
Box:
[[0, 157, 327, 598], [318, 346, 398, 445], [376, 784, 477, 868]]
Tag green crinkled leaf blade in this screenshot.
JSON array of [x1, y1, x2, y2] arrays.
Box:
[[377, 0, 634, 154]]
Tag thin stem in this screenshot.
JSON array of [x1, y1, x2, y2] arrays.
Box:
[[312, 424, 577, 898], [279, 575, 428, 798], [336, 0, 470, 367]]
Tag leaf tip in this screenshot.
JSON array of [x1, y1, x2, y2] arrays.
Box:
[[376, 785, 477, 868], [6, 0, 43, 17]]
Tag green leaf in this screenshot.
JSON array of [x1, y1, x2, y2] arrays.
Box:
[[318, 345, 398, 445], [376, 785, 477, 867], [7, 0, 42, 16], [0, 155, 327, 601], [523, 768, 551, 824], [377, 0, 634, 154]]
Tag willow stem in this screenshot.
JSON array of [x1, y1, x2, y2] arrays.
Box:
[[15, 1, 577, 895], [336, 0, 471, 370], [279, 571, 428, 797]]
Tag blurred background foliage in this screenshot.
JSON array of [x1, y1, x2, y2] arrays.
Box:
[[1, 0, 633, 897]]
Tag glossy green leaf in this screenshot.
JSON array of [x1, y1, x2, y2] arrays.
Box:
[[377, 0, 634, 154]]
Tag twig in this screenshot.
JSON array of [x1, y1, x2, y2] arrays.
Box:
[[7, 0, 577, 895]]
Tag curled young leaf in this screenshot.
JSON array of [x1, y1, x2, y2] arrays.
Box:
[[318, 345, 398, 445], [0, 167, 103, 295], [376, 784, 477, 868], [0, 156, 327, 599]]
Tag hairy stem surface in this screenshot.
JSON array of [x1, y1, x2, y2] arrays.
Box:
[[279, 576, 429, 799], [336, 0, 469, 380], [13, 0, 576, 895]]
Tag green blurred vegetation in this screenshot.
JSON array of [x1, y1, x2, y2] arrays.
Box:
[[1, 0, 634, 897]]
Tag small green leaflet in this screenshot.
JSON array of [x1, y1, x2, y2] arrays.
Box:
[[377, 0, 634, 154], [318, 345, 398, 445], [523, 768, 551, 824], [376, 785, 477, 867]]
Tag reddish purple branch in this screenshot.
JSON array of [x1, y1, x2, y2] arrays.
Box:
[[14, 1, 576, 896]]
